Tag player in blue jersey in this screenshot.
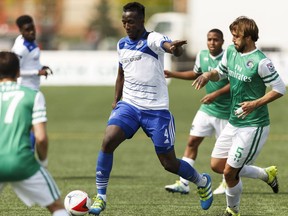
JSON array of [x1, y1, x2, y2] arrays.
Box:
[[12, 15, 53, 151], [89, 2, 213, 215], [193, 16, 286, 216], [0, 51, 69, 216], [164, 29, 230, 195]]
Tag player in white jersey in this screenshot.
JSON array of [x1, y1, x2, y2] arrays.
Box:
[[12, 15, 53, 151], [12, 15, 52, 91], [193, 16, 286, 216], [89, 2, 213, 215], [164, 29, 230, 195], [0, 51, 69, 216]]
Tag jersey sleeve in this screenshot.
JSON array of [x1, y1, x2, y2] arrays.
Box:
[[193, 51, 202, 73], [147, 32, 172, 54], [32, 91, 47, 125], [258, 58, 286, 95], [215, 49, 228, 80], [11, 37, 39, 76]]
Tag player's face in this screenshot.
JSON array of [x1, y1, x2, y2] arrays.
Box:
[[207, 32, 224, 56], [122, 11, 144, 40], [20, 23, 36, 42], [231, 30, 246, 53]]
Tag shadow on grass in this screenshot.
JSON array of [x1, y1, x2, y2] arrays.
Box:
[[55, 175, 140, 180]]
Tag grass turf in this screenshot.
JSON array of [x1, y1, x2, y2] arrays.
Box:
[[1, 79, 287, 215]]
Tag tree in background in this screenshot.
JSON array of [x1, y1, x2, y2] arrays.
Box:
[[88, 0, 121, 50], [87, 0, 173, 50], [115, 0, 173, 19]]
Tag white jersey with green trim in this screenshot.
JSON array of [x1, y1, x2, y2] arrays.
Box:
[[217, 45, 286, 127], [0, 81, 47, 181], [12, 35, 43, 90]]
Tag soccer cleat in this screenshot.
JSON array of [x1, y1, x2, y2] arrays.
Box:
[[88, 196, 106, 215], [197, 173, 213, 210], [265, 166, 279, 193], [213, 181, 227, 195], [220, 207, 240, 216], [165, 180, 190, 194]]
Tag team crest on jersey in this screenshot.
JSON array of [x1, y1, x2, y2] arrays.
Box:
[[136, 40, 144, 49], [266, 62, 275, 72], [245, 59, 254, 69]]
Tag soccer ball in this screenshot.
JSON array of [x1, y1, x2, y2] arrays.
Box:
[[64, 190, 91, 216]]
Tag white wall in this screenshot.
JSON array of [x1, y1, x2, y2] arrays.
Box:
[[40, 51, 172, 86]]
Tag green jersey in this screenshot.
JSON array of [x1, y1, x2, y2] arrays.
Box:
[[218, 45, 282, 127], [0, 81, 47, 181], [194, 50, 230, 119]]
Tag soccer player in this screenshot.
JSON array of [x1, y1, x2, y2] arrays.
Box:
[[192, 16, 286, 216], [12, 15, 53, 151], [12, 15, 52, 91], [0, 51, 69, 216], [164, 29, 230, 195], [89, 2, 213, 215]]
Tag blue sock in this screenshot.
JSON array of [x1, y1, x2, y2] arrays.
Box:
[[30, 131, 36, 152], [96, 150, 113, 195], [177, 159, 201, 184]]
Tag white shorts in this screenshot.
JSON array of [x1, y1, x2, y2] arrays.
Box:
[[189, 110, 228, 138], [211, 122, 270, 168], [0, 167, 61, 207]]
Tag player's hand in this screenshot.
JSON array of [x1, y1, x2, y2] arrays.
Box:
[[39, 66, 53, 79], [170, 40, 187, 52], [200, 92, 217, 104], [164, 70, 172, 78], [192, 73, 209, 89], [234, 101, 257, 119]]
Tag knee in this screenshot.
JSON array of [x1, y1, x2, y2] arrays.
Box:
[[223, 168, 236, 182], [187, 137, 202, 149], [210, 158, 225, 174], [211, 164, 222, 174]]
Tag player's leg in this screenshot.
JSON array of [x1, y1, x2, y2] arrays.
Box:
[[213, 117, 229, 195], [164, 135, 204, 194], [12, 167, 69, 215], [146, 110, 213, 210], [165, 111, 212, 194], [237, 125, 278, 192], [158, 148, 213, 210], [222, 124, 270, 215], [211, 123, 241, 214], [89, 102, 140, 215]]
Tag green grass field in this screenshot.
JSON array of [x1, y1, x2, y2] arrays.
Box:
[[1, 79, 287, 216]]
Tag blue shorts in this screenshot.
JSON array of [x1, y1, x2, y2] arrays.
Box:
[[108, 101, 175, 154]]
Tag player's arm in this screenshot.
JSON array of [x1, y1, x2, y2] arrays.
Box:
[[163, 40, 187, 57], [32, 91, 48, 167], [112, 66, 124, 109], [164, 70, 199, 80], [33, 122, 48, 166], [200, 83, 230, 104], [236, 59, 286, 119], [14, 51, 52, 77], [192, 69, 220, 89]]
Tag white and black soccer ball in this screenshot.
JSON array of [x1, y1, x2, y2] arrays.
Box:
[[64, 190, 91, 216]]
